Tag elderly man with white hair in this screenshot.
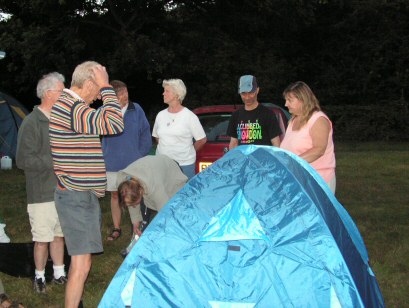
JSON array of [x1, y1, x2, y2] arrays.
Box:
[[49, 61, 124, 308], [16, 72, 67, 294]]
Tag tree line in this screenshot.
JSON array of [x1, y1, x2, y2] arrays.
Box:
[[1, 0, 408, 140]]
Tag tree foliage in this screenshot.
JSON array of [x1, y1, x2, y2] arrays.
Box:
[[0, 0, 408, 139]]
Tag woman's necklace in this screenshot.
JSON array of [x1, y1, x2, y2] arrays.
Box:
[[167, 116, 175, 126], [167, 105, 182, 126], [167, 111, 177, 126]]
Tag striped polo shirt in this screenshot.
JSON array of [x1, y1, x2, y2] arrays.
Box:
[[49, 87, 124, 197]]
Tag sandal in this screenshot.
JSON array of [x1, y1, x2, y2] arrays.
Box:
[[107, 228, 121, 241]]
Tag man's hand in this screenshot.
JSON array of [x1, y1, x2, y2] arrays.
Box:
[[91, 65, 110, 89], [229, 137, 239, 150]]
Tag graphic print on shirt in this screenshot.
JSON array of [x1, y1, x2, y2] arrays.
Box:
[[237, 120, 262, 144]]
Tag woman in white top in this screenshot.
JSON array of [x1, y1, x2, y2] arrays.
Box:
[[152, 79, 207, 179]]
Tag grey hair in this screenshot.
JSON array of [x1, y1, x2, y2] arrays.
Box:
[[36, 72, 65, 99], [71, 61, 100, 88], [162, 79, 187, 102], [110, 80, 127, 94]]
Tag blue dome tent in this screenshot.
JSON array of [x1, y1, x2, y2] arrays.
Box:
[[99, 145, 384, 308]]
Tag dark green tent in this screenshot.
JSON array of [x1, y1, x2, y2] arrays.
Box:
[[0, 91, 28, 159]]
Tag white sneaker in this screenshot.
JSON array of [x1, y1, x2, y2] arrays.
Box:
[[0, 223, 10, 243]]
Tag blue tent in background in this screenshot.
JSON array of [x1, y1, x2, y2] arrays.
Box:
[[99, 146, 384, 308], [0, 91, 28, 159]]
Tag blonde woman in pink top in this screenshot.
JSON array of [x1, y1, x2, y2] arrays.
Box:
[[280, 81, 336, 193]]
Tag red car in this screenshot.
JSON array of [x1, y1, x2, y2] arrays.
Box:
[[193, 103, 290, 173]]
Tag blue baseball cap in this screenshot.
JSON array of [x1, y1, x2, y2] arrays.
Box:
[[238, 75, 258, 93]]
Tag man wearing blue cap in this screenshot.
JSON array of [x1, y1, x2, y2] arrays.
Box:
[[227, 75, 281, 150]]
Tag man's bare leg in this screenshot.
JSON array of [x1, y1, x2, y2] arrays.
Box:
[[34, 242, 49, 271], [50, 236, 65, 266], [65, 253, 91, 308]]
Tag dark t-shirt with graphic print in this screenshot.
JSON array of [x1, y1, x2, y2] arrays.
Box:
[[227, 104, 281, 146]]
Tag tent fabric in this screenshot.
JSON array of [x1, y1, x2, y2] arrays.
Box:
[[0, 91, 28, 159], [99, 145, 384, 308]]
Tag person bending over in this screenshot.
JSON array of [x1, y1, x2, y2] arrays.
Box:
[[117, 154, 188, 236]]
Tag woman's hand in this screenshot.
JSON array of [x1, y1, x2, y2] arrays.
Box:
[[132, 222, 143, 237], [194, 137, 207, 151]]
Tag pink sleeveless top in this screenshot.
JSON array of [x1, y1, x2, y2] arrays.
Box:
[[280, 111, 336, 182]]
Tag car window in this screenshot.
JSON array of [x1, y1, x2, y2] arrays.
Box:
[[197, 113, 231, 142]]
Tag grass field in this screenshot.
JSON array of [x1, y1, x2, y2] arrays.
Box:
[[0, 142, 408, 307]]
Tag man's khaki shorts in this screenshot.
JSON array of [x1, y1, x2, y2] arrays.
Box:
[[106, 171, 118, 192], [27, 201, 64, 242]]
